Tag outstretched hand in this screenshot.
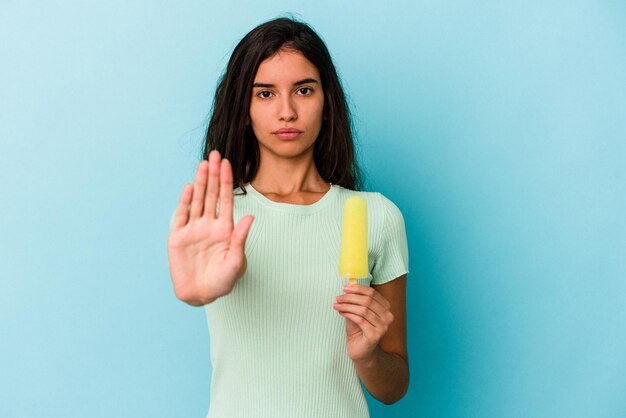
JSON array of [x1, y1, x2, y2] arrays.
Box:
[[333, 284, 395, 363], [167, 150, 254, 306]]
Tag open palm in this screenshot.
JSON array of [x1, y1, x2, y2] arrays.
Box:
[[167, 151, 254, 306]]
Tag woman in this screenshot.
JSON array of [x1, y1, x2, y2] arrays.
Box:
[[168, 17, 409, 418]]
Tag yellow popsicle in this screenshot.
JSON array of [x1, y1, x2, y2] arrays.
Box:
[[339, 196, 368, 284]]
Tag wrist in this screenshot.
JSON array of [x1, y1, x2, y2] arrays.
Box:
[[351, 345, 382, 369], [175, 281, 223, 306]]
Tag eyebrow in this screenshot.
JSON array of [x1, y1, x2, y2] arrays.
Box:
[[252, 78, 319, 88]]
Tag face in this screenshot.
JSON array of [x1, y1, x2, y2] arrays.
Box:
[[249, 49, 324, 161]]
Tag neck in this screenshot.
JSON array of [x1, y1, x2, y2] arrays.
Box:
[[251, 149, 329, 195]]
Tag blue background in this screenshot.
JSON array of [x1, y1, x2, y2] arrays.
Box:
[[2, 1, 625, 417]]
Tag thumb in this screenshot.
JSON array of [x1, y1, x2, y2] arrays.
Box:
[[229, 215, 254, 255]]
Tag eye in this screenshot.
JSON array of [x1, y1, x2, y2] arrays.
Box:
[[257, 91, 274, 99], [297, 87, 313, 95]]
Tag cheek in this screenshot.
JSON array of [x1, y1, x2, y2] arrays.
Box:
[[315, 98, 325, 124], [249, 105, 267, 128], [304, 100, 324, 124]]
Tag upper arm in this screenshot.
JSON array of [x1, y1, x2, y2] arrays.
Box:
[[371, 195, 409, 286], [373, 274, 408, 364]]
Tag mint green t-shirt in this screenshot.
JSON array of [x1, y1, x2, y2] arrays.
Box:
[[199, 184, 409, 418]]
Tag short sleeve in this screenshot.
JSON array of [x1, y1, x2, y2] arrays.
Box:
[[371, 197, 409, 285]]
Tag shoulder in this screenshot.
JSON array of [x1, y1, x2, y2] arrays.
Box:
[[334, 186, 404, 224], [334, 187, 406, 259]]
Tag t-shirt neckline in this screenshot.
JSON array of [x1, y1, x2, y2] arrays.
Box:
[[245, 183, 339, 214]]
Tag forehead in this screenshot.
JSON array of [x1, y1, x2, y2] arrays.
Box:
[[253, 49, 320, 83]]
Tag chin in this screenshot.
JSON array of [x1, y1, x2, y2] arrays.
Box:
[[260, 142, 316, 160]]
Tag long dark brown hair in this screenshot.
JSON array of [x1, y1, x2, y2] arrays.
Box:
[[202, 17, 362, 191]]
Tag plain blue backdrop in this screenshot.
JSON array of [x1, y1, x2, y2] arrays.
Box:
[[1, 1, 625, 417]]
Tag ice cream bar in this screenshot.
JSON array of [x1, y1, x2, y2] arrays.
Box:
[[339, 196, 368, 284]]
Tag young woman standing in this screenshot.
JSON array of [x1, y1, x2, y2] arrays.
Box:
[[168, 17, 409, 418]]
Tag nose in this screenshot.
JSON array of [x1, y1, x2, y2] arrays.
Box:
[[278, 96, 297, 121]]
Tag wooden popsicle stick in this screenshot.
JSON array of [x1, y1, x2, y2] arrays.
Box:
[[349, 278, 357, 285]]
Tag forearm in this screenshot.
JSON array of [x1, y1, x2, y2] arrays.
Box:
[[353, 345, 409, 404]]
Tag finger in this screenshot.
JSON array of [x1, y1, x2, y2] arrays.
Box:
[[336, 293, 388, 319], [339, 312, 378, 336], [344, 285, 391, 310], [204, 150, 220, 219], [218, 158, 234, 224], [229, 215, 254, 255], [333, 301, 386, 330], [172, 183, 193, 230], [189, 160, 209, 219]]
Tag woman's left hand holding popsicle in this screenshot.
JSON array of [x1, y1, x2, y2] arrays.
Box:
[[333, 284, 394, 362], [333, 277, 409, 404]]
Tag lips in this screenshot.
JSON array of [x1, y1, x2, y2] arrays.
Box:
[[273, 128, 302, 140]]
